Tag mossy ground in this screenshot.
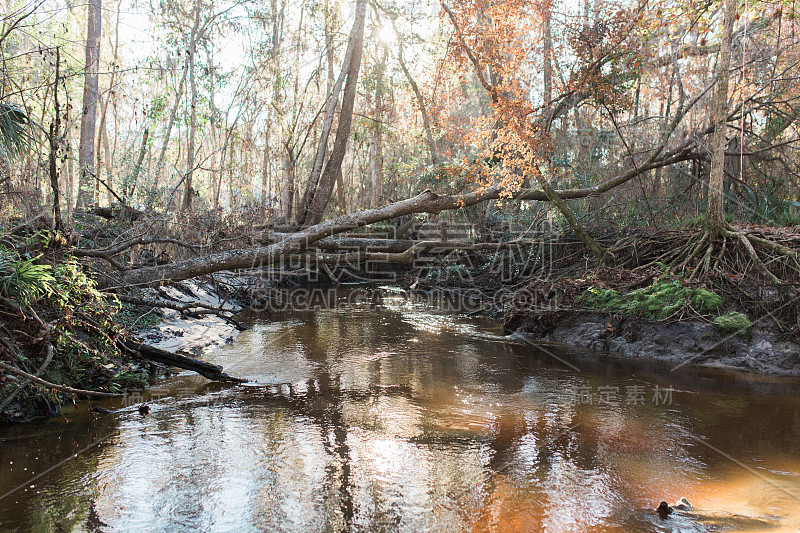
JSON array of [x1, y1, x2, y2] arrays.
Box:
[[713, 311, 754, 340], [578, 276, 724, 320]]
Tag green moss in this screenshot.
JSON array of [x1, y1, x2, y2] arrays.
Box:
[[692, 289, 724, 313], [658, 302, 684, 320], [580, 287, 620, 308], [713, 312, 753, 340], [579, 278, 724, 320]]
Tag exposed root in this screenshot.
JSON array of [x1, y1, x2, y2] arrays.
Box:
[[711, 236, 726, 272], [692, 241, 714, 281], [680, 232, 709, 272], [603, 225, 800, 330], [615, 223, 799, 288], [726, 227, 783, 286]]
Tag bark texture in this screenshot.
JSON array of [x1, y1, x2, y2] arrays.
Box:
[[706, 0, 737, 237], [75, 0, 102, 209]]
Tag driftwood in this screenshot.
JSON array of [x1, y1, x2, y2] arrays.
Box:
[[120, 340, 246, 383]]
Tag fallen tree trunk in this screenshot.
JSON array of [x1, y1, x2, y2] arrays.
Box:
[[120, 340, 245, 383], [112, 294, 248, 331], [99, 137, 699, 291], [261, 236, 416, 252], [102, 189, 495, 288]]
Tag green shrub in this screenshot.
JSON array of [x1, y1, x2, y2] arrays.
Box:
[[0, 247, 55, 305]]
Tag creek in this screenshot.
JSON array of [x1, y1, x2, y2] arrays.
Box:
[[1, 287, 799, 532]]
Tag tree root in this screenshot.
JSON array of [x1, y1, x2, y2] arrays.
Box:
[[611, 224, 799, 291], [726, 227, 783, 285]]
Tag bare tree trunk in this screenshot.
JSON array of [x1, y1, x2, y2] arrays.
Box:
[[75, 0, 102, 210], [267, 0, 289, 219], [228, 138, 237, 210], [325, 0, 335, 93], [295, 11, 355, 225], [154, 8, 200, 193], [49, 47, 64, 233], [261, 126, 270, 215], [182, 3, 201, 212], [305, 0, 367, 225], [336, 167, 345, 214], [395, 35, 438, 165], [63, 130, 75, 214], [283, 147, 296, 220], [214, 107, 244, 210], [370, 42, 387, 208], [96, 1, 119, 206], [128, 127, 149, 198], [207, 46, 220, 210], [214, 131, 230, 210], [706, 0, 736, 237], [242, 128, 252, 206], [154, 67, 187, 192], [98, 115, 112, 201]]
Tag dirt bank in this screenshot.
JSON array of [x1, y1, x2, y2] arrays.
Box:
[[406, 257, 800, 377], [506, 311, 800, 376]]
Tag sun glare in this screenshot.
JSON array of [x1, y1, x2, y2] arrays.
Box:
[[378, 25, 396, 44]]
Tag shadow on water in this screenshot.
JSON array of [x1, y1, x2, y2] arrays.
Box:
[[1, 286, 800, 532]]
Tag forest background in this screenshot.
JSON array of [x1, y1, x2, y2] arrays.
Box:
[[1, 0, 797, 237]]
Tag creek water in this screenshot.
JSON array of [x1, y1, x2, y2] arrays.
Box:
[[1, 286, 800, 532]]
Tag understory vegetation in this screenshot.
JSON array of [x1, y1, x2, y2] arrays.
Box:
[[0, 242, 153, 422]]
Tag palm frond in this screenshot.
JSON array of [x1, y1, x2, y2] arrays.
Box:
[[0, 102, 36, 161], [0, 247, 55, 305]]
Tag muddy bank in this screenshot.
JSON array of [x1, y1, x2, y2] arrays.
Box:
[[131, 278, 246, 356], [124, 273, 800, 381], [506, 311, 800, 376]]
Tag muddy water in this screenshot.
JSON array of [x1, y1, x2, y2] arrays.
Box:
[[1, 287, 800, 532]]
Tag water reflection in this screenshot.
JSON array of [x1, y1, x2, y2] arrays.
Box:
[[1, 287, 800, 532]]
